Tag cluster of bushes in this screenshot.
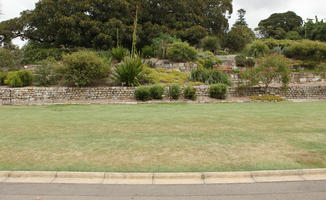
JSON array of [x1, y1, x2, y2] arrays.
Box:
[[246, 39, 326, 63], [190, 67, 232, 86], [235, 55, 255, 67], [197, 51, 222, 69], [4, 70, 33, 87]]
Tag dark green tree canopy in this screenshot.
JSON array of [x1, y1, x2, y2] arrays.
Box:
[[256, 11, 303, 39], [0, 0, 233, 50], [304, 17, 326, 42]]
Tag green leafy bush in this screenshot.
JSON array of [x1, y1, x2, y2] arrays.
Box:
[[197, 51, 222, 69], [190, 68, 232, 86], [235, 55, 255, 67], [111, 46, 130, 62], [152, 33, 181, 58], [250, 95, 285, 102], [246, 41, 270, 57], [62, 51, 110, 87], [184, 86, 197, 100], [209, 84, 228, 99], [316, 63, 326, 78], [134, 86, 151, 101], [166, 42, 198, 62], [169, 83, 181, 100], [200, 36, 220, 53], [150, 84, 165, 99], [284, 40, 326, 61], [141, 45, 154, 58], [0, 72, 7, 85], [22, 48, 65, 64], [0, 48, 22, 70], [5, 70, 33, 87], [34, 58, 60, 86], [114, 56, 144, 86]]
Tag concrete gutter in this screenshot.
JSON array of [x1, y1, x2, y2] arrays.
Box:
[[0, 169, 326, 185]]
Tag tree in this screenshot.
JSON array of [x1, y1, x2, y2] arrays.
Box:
[[241, 54, 291, 93], [256, 11, 303, 39], [303, 17, 326, 42], [234, 9, 247, 26], [226, 9, 255, 52], [0, 0, 233, 50]]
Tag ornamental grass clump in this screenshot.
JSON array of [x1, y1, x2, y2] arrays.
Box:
[[114, 56, 144, 87]]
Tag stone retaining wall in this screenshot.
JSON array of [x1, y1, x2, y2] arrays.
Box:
[[0, 85, 325, 105]]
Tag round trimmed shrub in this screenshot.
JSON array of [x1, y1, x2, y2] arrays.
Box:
[[184, 86, 197, 100], [167, 42, 198, 62], [5, 70, 33, 87], [135, 86, 151, 101], [150, 85, 164, 99], [169, 83, 181, 100], [209, 84, 228, 99], [62, 51, 110, 87]]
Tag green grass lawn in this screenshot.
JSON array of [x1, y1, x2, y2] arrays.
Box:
[[0, 102, 326, 172]]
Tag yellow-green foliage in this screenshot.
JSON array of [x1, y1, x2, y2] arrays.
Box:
[[250, 95, 285, 102], [142, 67, 188, 85]]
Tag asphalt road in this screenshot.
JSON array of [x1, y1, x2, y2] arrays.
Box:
[[1, 181, 326, 200]]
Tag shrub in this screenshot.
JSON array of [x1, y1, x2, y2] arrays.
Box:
[[284, 40, 326, 62], [111, 46, 130, 62], [5, 70, 33, 87], [141, 46, 154, 58], [190, 68, 232, 86], [0, 48, 21, 70], [184, 86, 197, 100], [34, 58, 60, 86], [316, 63, 326, 78], [0, 72, 7, 85], [22, 48, 65, 64], [166, 42, 198, 62], [246, 41, 270, 57], [209, 84, 228, 99], [152, 33, 181, 58], [235, 55, 247, 67], [134, 86, 151, 101], [150, 84, 165, 99], [197, 51, 222, 69], [169, 83, 181, 100], [144, 67, 188, 85], [240, 54, 291, 92], [235, 55, 255, 67], [250, 95, 285, 102], [200, 36, 220, 53], [62, 51, 110, 87], [114, 56, 144, 86]]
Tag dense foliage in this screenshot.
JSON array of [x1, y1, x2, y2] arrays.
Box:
[[134, 85, 151, 101], [166, 42, 198, 62], [168, 83, 181, 100], [209, 84, 228, 99], [114, 56, 144, 86], [149, 84, 165, 100], [5, 70, 33, 87], [62, 51, 110, 87], [190, 67, 232, 86], [0, 0, 233, 49], [184, 86, 197, 100]]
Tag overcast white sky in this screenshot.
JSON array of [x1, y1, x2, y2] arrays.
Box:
[[1, 0, 326, 46]]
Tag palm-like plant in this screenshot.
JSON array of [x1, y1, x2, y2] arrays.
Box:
[[113, 56, 144, 86]]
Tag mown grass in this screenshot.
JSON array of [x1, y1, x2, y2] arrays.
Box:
[[0, 102, 326, 172]]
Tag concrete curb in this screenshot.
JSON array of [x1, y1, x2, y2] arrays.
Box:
[[0, 169, 326, 185]]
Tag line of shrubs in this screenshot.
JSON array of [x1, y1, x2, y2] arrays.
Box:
[[134, 83, 229, 101]]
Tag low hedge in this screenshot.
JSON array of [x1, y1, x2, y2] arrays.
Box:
[[169, 83, 181, 100], [184, 86, 197, 100], [5, 70, 33, 87], [135, 86, 151, 101]]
